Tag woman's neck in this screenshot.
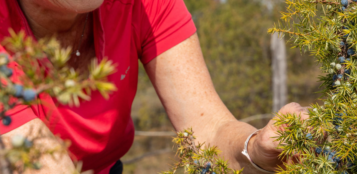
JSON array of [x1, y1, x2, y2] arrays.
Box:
[[17, 0, 96, 71], [18, 0, 87, 40]]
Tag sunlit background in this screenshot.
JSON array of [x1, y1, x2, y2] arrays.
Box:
[[122, 0, 322, 173]]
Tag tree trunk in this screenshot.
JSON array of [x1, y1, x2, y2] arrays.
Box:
[[271, 32, 287, 112]]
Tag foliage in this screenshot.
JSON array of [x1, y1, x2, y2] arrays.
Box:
[[160, 128, 243, 174], [269, 0, 357, 173], [0, 29, 116, 173]]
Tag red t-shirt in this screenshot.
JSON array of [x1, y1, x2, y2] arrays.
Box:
[[0, 0, 196, 173]]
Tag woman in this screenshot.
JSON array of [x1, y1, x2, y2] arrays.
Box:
[[0, 0, 308, 174]]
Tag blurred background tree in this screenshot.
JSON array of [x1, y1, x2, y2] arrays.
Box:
[[122, 0, 323, 173]]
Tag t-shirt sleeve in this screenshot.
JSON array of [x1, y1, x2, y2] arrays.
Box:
[[139, 0, 196, 64], [0, 105, 37, 134]]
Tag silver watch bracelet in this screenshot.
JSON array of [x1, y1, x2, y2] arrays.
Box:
[[241, 129, 275, 173]]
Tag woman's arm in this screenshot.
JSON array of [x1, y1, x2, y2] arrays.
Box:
[[1, 118, 76, 174], [144, 33, 309, 173]]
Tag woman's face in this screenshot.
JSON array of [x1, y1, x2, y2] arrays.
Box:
[[38, 0, 104, 13]]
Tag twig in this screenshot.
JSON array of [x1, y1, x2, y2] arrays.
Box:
[[272, 29, 305, 37], [189, 136, 199, 154]]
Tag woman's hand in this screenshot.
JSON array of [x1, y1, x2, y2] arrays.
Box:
[[1, 118, 76, 174], [248, 102, 309, 172]]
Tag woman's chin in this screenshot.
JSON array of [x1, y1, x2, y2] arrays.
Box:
[[48, 0, 104, 13]]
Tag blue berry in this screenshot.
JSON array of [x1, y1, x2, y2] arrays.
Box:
[[341, 171, 348, 174], [330, 151, 336, 156], [0, 65, 13, 77], [194, 160, 199, 164], [334, 117, 343, 124], [344, 33, 349, 38], [200, 162, 211, 174], [342, 0, 349, 7], [348, 49, 355, 56], [22, 89, 37, 102], [333, 156, 341, 163], [315, 147, 322, 154], [2, 116, 11, 126], [345, 69, 351, 74], [328, 155, 334, 162], [346, 58, 351, 61], [340, 41, 345, 47], [327, 151, 337, 162], [306, 133, 313, 140], [333, 74, 338, 81], [339, 56, 346, 63], [212, 172, 216, 174], [13, 84, 23, 98], [338, 74, 343, 79], [354, 0, 357, 2], [342, 6, 347, 11]]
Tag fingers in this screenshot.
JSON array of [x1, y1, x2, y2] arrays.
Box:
[[299, 107, 310, 120], [278, 102, 310, 120], [278, 102, 301, 114]]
